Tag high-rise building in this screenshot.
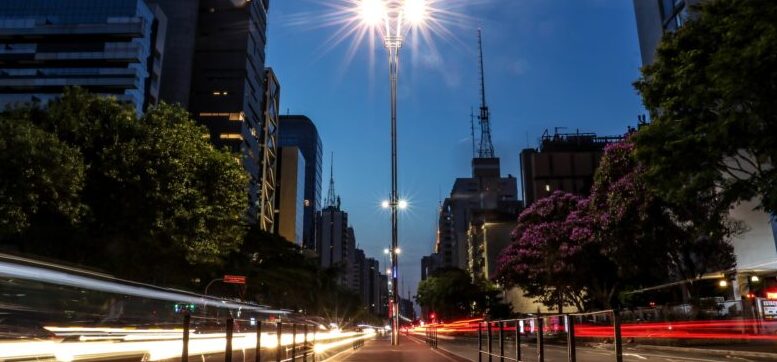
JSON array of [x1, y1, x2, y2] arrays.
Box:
[[151, 0, 275, 228], [633, 0, 699, 65], [316, 166, 357, 287], [317, 204, 348, 270], [520, 130, 622, 206], [0, 0, 167, 114], [438, 164, 520, 272], [420, 254, 441, 281], [258, 68, 279, 230], [279, 115, 323, 251], [399, 297, 415, 321], [427, 28, 522, 275], [275, 146, 305, 245], [353, 248, 366, 299], [378, 273, 389, 317], [144, 0, 196, 107], [366, 258, 381, 314]]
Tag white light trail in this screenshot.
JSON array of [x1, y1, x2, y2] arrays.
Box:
[[0, 254, 288, 315], [0, 327, 374, 361]]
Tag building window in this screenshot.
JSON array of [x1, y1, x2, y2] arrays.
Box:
[[220, 133, 242, 140]]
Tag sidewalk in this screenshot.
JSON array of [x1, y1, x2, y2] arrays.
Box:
[[332, 334, 469, 362]]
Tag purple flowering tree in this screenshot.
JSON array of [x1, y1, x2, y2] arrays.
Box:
[[496, 138, 735, 311], [590, 139, 735, 307], [494, 191, 597, 312]]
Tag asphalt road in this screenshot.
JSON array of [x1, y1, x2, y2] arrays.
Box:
[[436, 338, 777, 362]]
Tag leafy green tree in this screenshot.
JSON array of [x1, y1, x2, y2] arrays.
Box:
[[0, 115, 84, 236], [633, 0, 777, 214], [0, 88, 248, 285], [416, 268, 481, 320], [199, 226, 383, 326]]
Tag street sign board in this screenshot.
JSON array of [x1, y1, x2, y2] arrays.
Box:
[[224, 275, 246, 284], [763, 299, 777, 320]]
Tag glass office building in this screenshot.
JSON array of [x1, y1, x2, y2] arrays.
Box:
[[279, 115, 324, 251], [185, 0, 274, 228], [0, 0, 166, 114]]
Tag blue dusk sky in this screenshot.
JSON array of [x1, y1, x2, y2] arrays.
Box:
[[266, 0, 645, 299]]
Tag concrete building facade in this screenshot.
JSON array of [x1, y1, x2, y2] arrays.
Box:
[[279, 115, 323, 251], [520, 130, 622, 206], [0, 0, 167, 114], [151, 0, 275, 228], [443, 158, 520, 272], [275, 146, 305, 245]]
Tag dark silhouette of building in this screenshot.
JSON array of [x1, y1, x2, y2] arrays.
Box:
[[520, 129, 622, 206], [366, 258, 381, 314], [421, 254, 441, 281], [279, 115, 323, 251], [0, 0, 167, 114], [150, 0, 275, 228]]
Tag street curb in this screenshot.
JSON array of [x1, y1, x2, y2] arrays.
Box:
[[625, 344, 777, 359]]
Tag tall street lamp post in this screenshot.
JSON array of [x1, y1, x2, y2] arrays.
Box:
[[359, 0, 427, 346]]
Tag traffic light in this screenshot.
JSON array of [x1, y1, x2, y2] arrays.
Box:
[[174, 303, 197, 314]]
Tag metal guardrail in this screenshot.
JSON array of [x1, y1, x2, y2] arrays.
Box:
[[476, 310, 623, 362], [425, 324, 438, 349], [182, 313, 319, 362]]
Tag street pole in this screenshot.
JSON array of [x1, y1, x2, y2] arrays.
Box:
[[386, 35, 402, 346]]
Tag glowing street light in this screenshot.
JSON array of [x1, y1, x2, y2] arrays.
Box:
[[381, 200, 390, 209], [353, 0, 434, 346], [398, 200, 409, 209], [403, 0, 428, 25], [359, 0, 386, 26]]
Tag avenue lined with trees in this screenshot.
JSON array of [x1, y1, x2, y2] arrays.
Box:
[[0, 88, 376, 323]]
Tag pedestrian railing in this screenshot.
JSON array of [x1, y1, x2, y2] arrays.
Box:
[[181, 313, 360, 362], [425, 324, 438, 349], [475, 310, 622, 362]]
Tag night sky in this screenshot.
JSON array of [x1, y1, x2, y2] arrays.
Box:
[[266, 0, 645, 300]]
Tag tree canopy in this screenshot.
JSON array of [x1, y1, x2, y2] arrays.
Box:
[[0, 115, 84, 235], [416, 267, 509, 320], [633, 0, 777, 213], [0, 88, 248, 285], [495, 139, 735, 311], [494, 191, 595, 311]]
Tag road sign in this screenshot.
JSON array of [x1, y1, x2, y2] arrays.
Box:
[[223, 275, 246, 284]]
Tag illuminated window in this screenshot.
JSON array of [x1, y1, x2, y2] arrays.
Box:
[[545, 184, 551, 192], [220, 133, 242, 140]]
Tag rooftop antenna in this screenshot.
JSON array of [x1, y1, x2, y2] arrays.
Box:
[[470, 108, 477, 158], [326, 152, 338, 209], [477, 29, 495, 158]]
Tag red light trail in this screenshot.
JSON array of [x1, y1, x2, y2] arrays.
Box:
[[414, 318, 777, 341]]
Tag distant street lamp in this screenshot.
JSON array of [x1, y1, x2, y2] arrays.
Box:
[[355, 0, 430, 345]]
